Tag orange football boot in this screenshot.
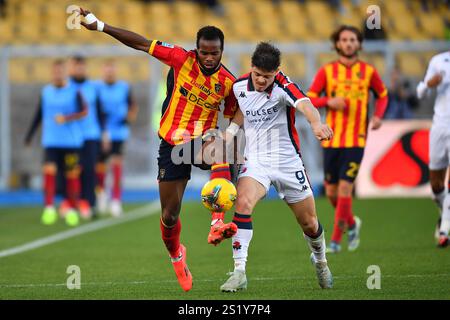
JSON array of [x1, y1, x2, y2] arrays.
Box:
[[208, 220, 238, 246], [171, 244, 193, 292]]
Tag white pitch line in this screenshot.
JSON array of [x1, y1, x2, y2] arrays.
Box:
[[0, 201, 160, 259], [2, 274, 450, 289]]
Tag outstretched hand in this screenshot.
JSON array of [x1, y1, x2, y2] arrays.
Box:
[[78, 7, 98, 31]]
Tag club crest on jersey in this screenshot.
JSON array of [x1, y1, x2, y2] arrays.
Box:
[[214, 83, 222, 94]]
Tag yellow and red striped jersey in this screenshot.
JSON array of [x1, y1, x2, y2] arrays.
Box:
[[148, 40, 237, 145], [307, 60, 388, 148]]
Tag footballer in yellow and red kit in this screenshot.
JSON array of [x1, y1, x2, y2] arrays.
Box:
[[148, 40, 237, 147], [307, 25, 388, 249]]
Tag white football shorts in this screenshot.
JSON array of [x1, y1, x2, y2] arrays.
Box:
[[238, 160, 313, 204], [429, 125, 450, 170]]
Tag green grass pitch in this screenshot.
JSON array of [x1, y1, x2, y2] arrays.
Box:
[[0, 198, 449, 300]]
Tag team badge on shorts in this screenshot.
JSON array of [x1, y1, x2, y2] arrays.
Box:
[[159, 169, 166, 179]]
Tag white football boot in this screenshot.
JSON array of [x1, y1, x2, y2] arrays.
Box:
[[348, 216, 362, 252], [310, 254, 333, 289], [96, 189, 108, 215], [220, 271, 247, 292], [110, 199, 123, 217]]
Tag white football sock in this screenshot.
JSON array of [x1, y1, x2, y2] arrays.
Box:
[[232, 228, 253, 273], [304, 227, 326, 263], [440, 193, 450, 235]]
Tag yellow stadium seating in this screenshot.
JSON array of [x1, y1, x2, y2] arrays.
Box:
[[418, 13, 445, 39], [280, 53, 306, 80], [359, 53, 386, 77], [1, 0, 449, 85], [392, 14, 422, 40], [0, 19, 13, 44], [317, 52, 337, 69], [396, 53, 425, 78], [0, 0, 448, 45]]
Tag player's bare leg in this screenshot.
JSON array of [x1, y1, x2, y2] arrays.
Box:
[[430, 168, 447, 243], [325, 182, 338, 208], [159, 179, 193, 291], [287, 196, 333, 289], [220, 177, 265, 292]]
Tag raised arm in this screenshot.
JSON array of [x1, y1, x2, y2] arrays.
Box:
[[78, 7, 151, 52]]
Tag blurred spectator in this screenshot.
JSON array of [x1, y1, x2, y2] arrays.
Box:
[[197, 0, 224, 16], [0, 0, 5, 18], [445, 18, 450, 40], [384, 67, 419, 119]]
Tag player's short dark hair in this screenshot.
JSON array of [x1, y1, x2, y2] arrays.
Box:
[[196, 26, 224, 50], [71, 55, 86, 63], [251, 42, 281, 72], [331, 25, 364, 51]]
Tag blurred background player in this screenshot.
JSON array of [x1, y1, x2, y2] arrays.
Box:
[[307, 25, 388, 253], [78, 7, 237, 292], [67, 55, 107, 220], [220, 42, 333, 292], [96, 59, 138, 217], [24, 59, 87, 226], [417, 50, 450, 248]]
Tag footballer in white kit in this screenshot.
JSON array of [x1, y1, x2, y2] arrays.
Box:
[[417, 50, 450, 247], [234, 70, 313, 203], [219, 42, 334, 293]]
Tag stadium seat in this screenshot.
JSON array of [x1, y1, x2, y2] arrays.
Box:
[[0, 20, 13, 44], [359, 53, 386, 77], [317, 53, 337, 70], [284, 18, 316, 42], [32, 58, 54, 83], [392, 15, 421, 40], [418, 14, 445, 39], [396, 53, 425, 78], [383, 0, 408, 17], [9, 58, 34, 83], [422, 51, 440, 64], [280, 54, 306, 80]]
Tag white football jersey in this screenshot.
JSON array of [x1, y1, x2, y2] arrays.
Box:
[[233, 71, 311, 169], [423, 51, 450, 127]]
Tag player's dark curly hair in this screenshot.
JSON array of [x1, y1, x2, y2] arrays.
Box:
[[251, 42, 281, 72], [331, 25, 364, 52], [196, 26, 224, 50]]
